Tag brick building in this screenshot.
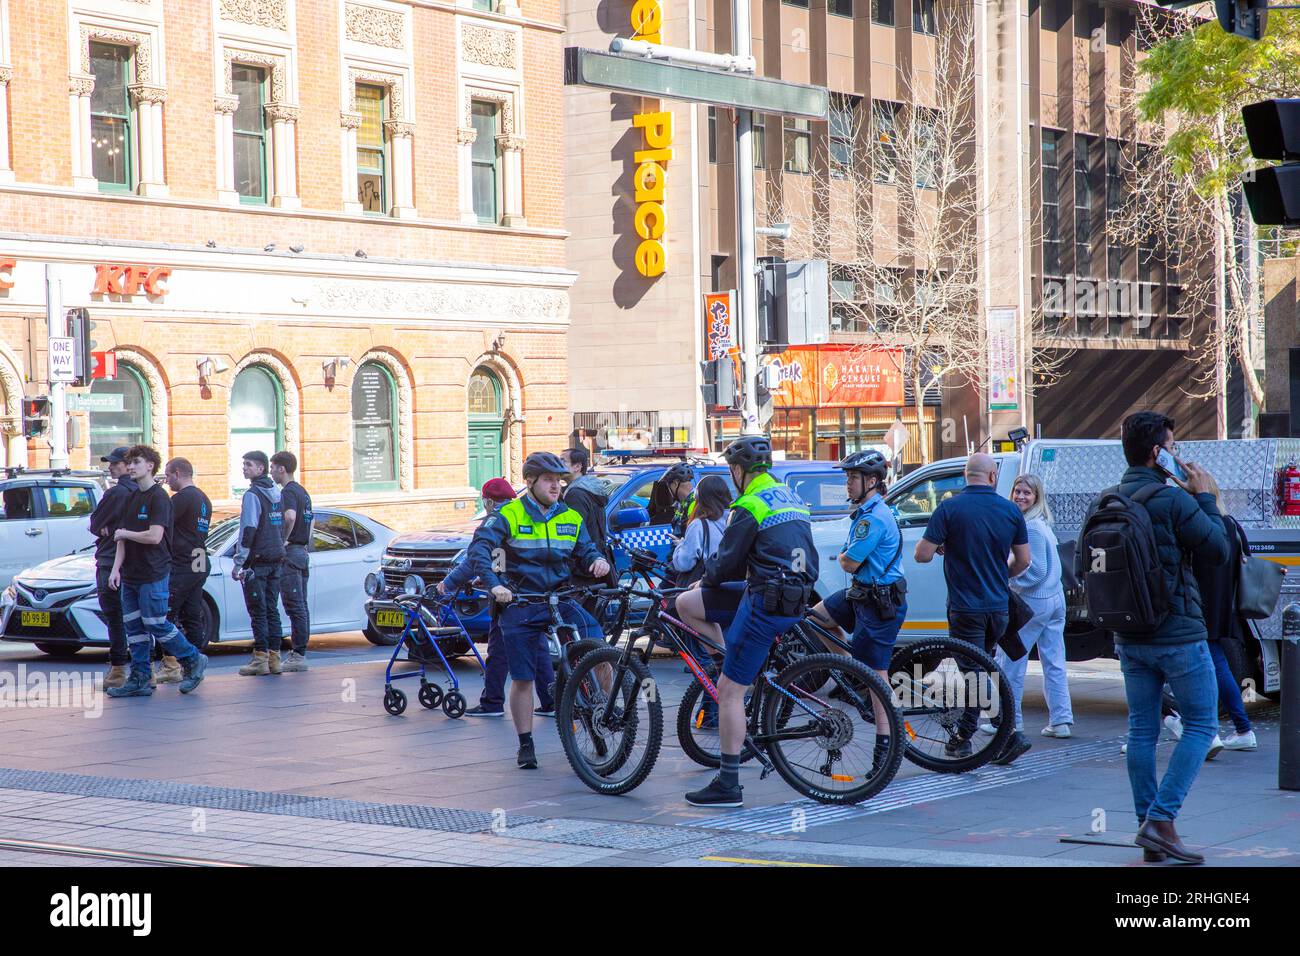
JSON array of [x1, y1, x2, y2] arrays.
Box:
[[565, 0, 1218, 463], [0, 0, 572, 529]]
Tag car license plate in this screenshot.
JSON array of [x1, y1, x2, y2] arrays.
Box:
[[20, 611, 50, 627], [375, 610, 405, 628]]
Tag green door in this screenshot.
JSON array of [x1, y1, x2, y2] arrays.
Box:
[[468, 369, 504, 498]]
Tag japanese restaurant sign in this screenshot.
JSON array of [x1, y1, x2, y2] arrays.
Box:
[[703, 291, 735, 360], [761, 346, 904, 408]]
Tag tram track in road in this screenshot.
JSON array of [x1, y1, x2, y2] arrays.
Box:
[[0, 837, 249, 867]]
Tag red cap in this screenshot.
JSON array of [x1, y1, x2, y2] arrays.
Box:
[[481, 478, 516, 502]]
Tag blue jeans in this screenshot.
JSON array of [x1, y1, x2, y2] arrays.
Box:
[[121, 576, 199, 669], [241, 563, 283, 652], [1118, 641, 1217, 824], [1209, 641, 1252, 735]]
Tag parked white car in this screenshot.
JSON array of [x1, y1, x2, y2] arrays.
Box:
[[0, 507, 394, 654], [0, 469, 107, 589]]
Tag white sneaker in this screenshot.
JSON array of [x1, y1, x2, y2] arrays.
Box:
[[1222, 730, 1257, 751], [977, 722, 996, 736], [1162, 714, 1184, 740], [1041, 724, 1072, 739], [1205, 735, 1224, 761], [1121, 741, 1128, 754]]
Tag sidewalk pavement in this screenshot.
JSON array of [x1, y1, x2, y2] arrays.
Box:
[[0, 647, 1294, 867]]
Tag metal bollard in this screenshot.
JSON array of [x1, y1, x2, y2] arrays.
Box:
[[1280, 604, 1300, 791]]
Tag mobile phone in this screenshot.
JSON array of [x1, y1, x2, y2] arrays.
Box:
[[1155, 448, 1187, 482]]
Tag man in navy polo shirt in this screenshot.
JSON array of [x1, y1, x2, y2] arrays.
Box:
[[914, 452, 1031, 653]]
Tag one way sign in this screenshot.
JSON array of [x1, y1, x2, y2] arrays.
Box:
[[49, 336, 76, 382]]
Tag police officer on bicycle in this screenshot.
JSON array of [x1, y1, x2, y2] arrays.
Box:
[[807, 450, 906, 769], [469, 452, 611, 770], [675, 436, 818, 808]]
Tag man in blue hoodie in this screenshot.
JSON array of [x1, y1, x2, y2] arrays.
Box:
[[232, 451, 286, 677]]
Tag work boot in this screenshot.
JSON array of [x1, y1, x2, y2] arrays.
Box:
[[268, 649, 283, 675], [178, 653, 208, 694], [153, 655, 183, 684], [238, 650, 271, 676], [105, 666, 155, 698], [280, 650, 309, 672], [104, 665, 129, 690]]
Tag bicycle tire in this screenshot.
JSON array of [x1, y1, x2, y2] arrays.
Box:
[[761, 653, 904, 805], [674, 677, 758, 769], [551, 637, 606, 707], [889, 637, 1015, 774], [557, 645, 663, 796]]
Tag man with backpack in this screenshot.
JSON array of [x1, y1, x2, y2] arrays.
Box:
[[1077, 411, 1228, 865]]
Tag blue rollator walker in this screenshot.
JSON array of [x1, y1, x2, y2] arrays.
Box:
[[364, 571, 486, 719]]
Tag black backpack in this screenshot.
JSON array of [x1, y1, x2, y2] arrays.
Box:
[[1078, 483, 1171, 633]]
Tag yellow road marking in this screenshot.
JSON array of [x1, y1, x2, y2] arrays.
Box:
[[700, 855, 838, 867]]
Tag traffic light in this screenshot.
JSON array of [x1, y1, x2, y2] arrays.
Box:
[[1241, 99, 1300, 227], [1154, 0, 1268, 40], [67, 308, 93, 387], [22, 396, 49, 439], [700, 357, 738, 409]]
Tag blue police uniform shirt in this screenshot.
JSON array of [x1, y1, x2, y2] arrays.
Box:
[[842, 497, 904, 585]]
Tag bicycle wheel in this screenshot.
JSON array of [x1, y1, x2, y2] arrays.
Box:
[[674, 677, 757, 769], [557, 645, 663, 795], [760, 653, 903, 805], [889, 637, 1015, 773], [551, 637, 606, 707]]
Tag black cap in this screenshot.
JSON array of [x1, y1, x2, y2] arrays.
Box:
[[100, 446, 131, 464], [242, 450, 270, 469]]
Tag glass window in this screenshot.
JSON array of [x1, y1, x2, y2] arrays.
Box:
[[622, 474, 662, 516], [41, 486, 95, 518], [472, 0, 496, 9], [311, 514, 356, 552], [89, 365, 149, 462], [888, 471, 966, 524], [872, 0, 895, 25], [471, 100, 501, 224], [1106, 138, 1125, 280], [229, 365, 283, 495], [0, 487, 36, 521], [830, 95, 858, 178], [786, 473, 853, 516], [357, 84, 387, 214], [1075, 134, 1095, 278], [872, 101, 900, 184], [830, 0, 853, 16], [915, 108, 939, 189], [89, 43, 132, 191], [352, 361, 398, 490], [707, 106, 717, 164], [913, 0, 936, 34], [752, 113, 767, 169], [1042, 129, 1061, 275], [232, 65, 267, 203], [354, 521, 375, 547], [783, 117, 811, 174], [783, 0, 810, 6], [468, 370, 502, 416]]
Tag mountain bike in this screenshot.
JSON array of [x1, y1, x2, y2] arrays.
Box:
[[556, 553, 905, 804]]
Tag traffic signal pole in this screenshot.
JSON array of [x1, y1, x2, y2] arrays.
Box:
[[45, 265, 69, 470], [732, 0, 761, 438]]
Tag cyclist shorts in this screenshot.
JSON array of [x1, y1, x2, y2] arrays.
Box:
[[701, 581, 746, 625], [498, 600, 601, 682], [819, 589, 857, 631], [850, 596, 908, 671], [722, 590, 802, 686]]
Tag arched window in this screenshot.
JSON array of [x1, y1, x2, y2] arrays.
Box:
[[352, 361, 398, 490], [468, 369, 502, 416], [89, 364, 150, 461], [467, 367, 504, 495], [229, 365, 283, 493]]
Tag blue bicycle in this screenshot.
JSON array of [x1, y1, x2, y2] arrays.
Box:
[[364, 572, 486, 719]]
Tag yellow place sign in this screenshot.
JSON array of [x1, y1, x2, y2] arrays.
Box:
[[629, 0, 671, 278]]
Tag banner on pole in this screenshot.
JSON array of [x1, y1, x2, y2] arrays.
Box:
[[703, 291, 736, 360], [987, 307, 1019, 411]]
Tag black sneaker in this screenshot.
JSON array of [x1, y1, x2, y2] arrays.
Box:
[[992, 731, 1032, 766], [534, 706, 556, 718], [685, 776, 743, 808], [517, 740, 538, 769], [464, 705, 505, 718], [944, 737, 973, 759]]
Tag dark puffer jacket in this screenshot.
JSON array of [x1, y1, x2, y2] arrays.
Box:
[[1080, 466, 1230, 645]]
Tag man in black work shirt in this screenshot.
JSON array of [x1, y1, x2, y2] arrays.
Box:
[[105, 445, 208, 699], [271, 451, 313, 672], [161, 457, 212, 682], [88, 446, 137, 689]]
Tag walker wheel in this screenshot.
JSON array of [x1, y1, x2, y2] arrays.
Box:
[[418, 683, 444, 710], [383, 688, 407, 716], [442, 690, 467, 719]]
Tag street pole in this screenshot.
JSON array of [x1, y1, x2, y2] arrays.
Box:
[[732, 0, 760, 437], [45, 265, 69, 470]]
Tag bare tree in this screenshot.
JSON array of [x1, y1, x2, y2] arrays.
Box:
[[764, 1, 1061, 463]]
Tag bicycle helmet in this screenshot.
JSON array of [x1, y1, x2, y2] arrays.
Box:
[[663, 463, 694, 485], [522, 451, 570, 479], [839, 450, 888, 483], [722, 435, 773, 472]]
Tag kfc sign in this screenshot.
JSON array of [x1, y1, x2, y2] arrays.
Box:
[[93, 263, 171, 298]]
